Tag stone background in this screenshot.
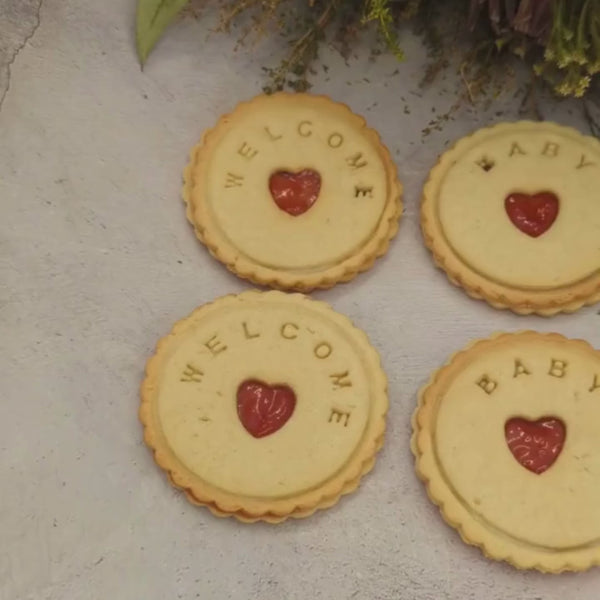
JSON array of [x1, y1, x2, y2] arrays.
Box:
[[2, 1, 600, 598]]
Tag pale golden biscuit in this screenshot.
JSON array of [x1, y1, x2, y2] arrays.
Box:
[[184, 436, 384, 523], [421, 121, 600, 315], [412, 331, 600, 572], [140, 290, 388, 522], [183, 93, 402, 291]]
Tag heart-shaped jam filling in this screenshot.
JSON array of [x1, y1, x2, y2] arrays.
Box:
[[237, 379, 296, 438], [269, 169, 321, 216], [504, 191, 559, 237], [504, 417, 566, 474]]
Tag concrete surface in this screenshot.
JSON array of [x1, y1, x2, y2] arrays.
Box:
[[2, 1, 600, 599]]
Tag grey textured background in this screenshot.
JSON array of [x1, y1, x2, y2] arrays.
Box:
[[2, 1, 600, 599]]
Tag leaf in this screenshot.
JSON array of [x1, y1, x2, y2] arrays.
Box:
[[136, 0, 190, 66]]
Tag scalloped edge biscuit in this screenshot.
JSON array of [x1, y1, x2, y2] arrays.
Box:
[[185, 447, 381, 523], [140, 290, 388, 522], [421, 121, 600, 316], [183, 93, 403, 291], [411, 331, 600, 572]]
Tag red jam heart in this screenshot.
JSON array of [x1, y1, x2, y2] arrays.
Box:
[[504, 191, 559, 237], [237, 379, 296, 438], [269, 169, 321, 216], [505, 417, 566, 474]]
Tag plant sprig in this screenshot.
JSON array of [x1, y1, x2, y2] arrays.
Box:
[[136, 0, 600, 99]]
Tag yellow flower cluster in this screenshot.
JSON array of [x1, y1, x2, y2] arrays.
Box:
[[536, 0, 600, 97]]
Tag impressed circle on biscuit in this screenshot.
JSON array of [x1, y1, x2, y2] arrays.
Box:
[[184, 93, 402, 291], [421, 121, 600, 315], [140, 290, 388, 522], [413, 331, 600, 572]]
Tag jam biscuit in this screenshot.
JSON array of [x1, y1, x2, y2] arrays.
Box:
[[421, 121, 600, 315], [413, 331, 600, 572], [184, 93, 402, 291], [140, 290, 388, 522]]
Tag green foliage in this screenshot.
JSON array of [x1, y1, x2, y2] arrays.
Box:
[[362, 0, 405, 60], [468, 0, 600, 98], [135, 0, 600, 99], [136, 0, 191, 66], [537, 0, 600, 97]]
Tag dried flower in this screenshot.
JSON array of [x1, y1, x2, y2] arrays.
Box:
[[139, 0, 600, 98]]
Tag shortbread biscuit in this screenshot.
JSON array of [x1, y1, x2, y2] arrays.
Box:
[[413, 331, 600, 572], [421, 121, 600, 314], [140, 290, 388, 522], [184, 93, 402, 291]]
